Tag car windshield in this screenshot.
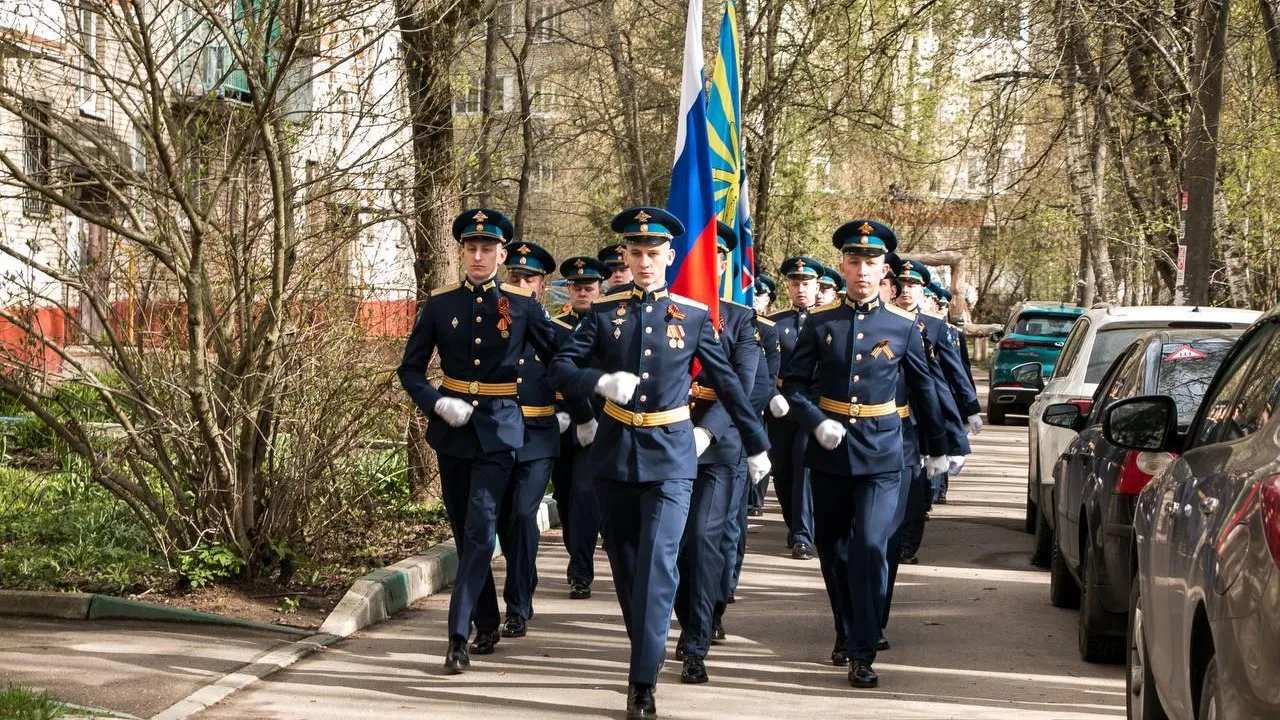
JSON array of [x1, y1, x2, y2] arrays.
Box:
[[1155, 340, 1237, 427], [1013, 313, 1076, 338], [1085, 327, 1165, 383]]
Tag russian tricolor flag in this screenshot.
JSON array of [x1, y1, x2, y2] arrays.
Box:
[[665, 0, 720, 327]]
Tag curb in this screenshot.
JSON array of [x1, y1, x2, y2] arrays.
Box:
[[0, 591, 311, 637], [147, 494, 560, 720], [319, 495, 559, 637]]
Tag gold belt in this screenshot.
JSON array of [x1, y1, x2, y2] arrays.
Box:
[[817, 398, 898, 418], [441, 376, 518, 397], [603, 401, 691, 428], [897, 405, 910, 419], [521, 405, 555, 418], [690, 383, 717, 401]]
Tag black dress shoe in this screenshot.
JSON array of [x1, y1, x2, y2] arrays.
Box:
[[900, 551, 919, 565], [569, 579, 591, 599], [443, 637, 470, 674], [674, 633, 686, 661], [792, 542, 815, 560], [472, 629, 500, 655], [786, 535, 796, 549], [681, 655, 709, 684], [501, 613, 527, 638], [748, 505, 763, 517], [848, 660, 878, 688], [726, 591, 736, 604], [831, 636, 849, 667], [712, 617, 726, 642], [877, 635, 891, 651], [626, 683, 657, 719]]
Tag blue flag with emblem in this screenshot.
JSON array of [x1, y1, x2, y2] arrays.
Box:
[[707, 0, 753, 306]]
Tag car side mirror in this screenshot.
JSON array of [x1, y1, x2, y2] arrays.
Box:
[[1043, 402, 1085, 431], [1011, 362, 1044, 390], [1103, 396, 1179, 452], [991, 328, 1004, 342]]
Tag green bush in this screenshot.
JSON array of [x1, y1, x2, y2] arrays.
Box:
[[177, 543, 246, 588], [0, 685, 64, 720]]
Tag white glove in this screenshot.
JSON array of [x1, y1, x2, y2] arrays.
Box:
[[576, 418, 598, 447], [556, 411, 571, 434], [813, 419, 846, 451], [433, 397, 474, 428], [966, 413, 983, 436], [768, 394, 791, 418], [948, 455, 966, 475], [694, 427, 713, 456], [747, 452, 772, 482], [596, 372, 640, 405], [924, 455, 949, 478]]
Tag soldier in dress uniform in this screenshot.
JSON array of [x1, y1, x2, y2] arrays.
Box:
[[496, 241, 593, 638], [747, 274, 779, 516], [547, 207, 771, 720], [673, 221, 760, 685], [765, 257, 823, 561], [817, 265, 843, 306], [549, 256, 610, 600], [598, 243, 632, 290], [894, 265, 982, 565], [397, 209, 560, 674], [779, 219, 950, 689]]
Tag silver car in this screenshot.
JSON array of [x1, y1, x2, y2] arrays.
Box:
[[1103, 309, 1280, 720]]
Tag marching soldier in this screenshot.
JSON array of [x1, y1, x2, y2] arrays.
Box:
[[496, 241, 592, 638], [549, 256, 610, 599], [779, 219, 949, 689], [598, 243, 632, 290], [397, 209, 560, 673], [674, 221, 759, 685], [766, 257, 824, 560], [748, 274, 779, 516], [893, 263, 982, 565], [548, 207, 771, 720], [817, 265, 843, 306]]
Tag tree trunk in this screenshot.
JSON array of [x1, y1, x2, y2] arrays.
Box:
[[1182, 0, 1230, 306], [1260, 0, 1280, 93], [513, 1, 535, 235], [749, 0, 782, 265], [475, 0, 502, 206], [600, 0, 649, 203]]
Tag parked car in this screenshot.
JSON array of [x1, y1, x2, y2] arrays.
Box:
[[1104, 308, 1280, 720], [987, 302, 1084, 425], [1039, 328, 1241, 664], [1023, 305, 1260, 561]]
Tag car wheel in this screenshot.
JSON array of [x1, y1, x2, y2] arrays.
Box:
[[1079, 538, 1124, 663], [1049, 540, 1080, 609], [1127, 574, 1168, 720], [988, 402, 1006, 426], [1031, 505, 1052, 568], [1198, 655, 1220, 720]]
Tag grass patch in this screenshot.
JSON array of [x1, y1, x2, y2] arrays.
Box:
[[0, 685, 64, 720]]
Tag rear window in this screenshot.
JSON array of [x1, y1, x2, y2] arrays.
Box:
[[1013, 313, 1076, 338], [1087, 323, 1248, 383], [1155, 341, 1236, 427]]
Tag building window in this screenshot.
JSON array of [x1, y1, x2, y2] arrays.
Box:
[[23, 101, 51, 217], [532, 3, 560, 42], [496, 0, 518, 36], [531, 80, 559, 114], [454, 76, 482, 115], [532, 156, 554, 190], [79, 1, 100, 116]]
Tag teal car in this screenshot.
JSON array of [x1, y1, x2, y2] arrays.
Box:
[[987, 302, 1083, 425]]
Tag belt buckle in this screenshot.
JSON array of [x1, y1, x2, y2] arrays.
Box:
[[631, 412, 645, 427], [468, 381, 480, 394], [848, 402, 861, 417]]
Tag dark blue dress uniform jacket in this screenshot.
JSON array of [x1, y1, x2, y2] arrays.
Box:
[[916, 310, 978, 456], [766, 309, 807, 405], [397, 278, 558, 458], [781, 297, 947, 476], [515, 316, 592, 462], [750, 316, 780, 415], [690, 301, 759, 467], [547, 285, 768, 483]]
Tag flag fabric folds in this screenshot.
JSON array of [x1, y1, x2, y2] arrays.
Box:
[[665, 0, 720, 326], [707, 0, 753, 305]]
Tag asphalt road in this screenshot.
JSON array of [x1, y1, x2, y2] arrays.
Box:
[[195, 419, 1126, 720]]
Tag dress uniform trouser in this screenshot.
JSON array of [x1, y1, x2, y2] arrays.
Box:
[[812, 469, 901, 662], [499, 456, 555, 620], [882, 426, 920, 629], [552, 438, 600, 585], [717, 453, 750, 621], [675, 461, 735, 659], [597, 477, 694, 685], [438, 451, 514, 640], [766, 417, 814, 546], [900, 465, 935, 557]]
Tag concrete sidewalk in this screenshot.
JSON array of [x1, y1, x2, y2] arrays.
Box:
[[194, 421, 1126, 719], [0, 617, 293, 718]]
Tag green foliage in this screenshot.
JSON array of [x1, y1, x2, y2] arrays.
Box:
[[177, 544, 247, 588], [0, 686, 64, 720]]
